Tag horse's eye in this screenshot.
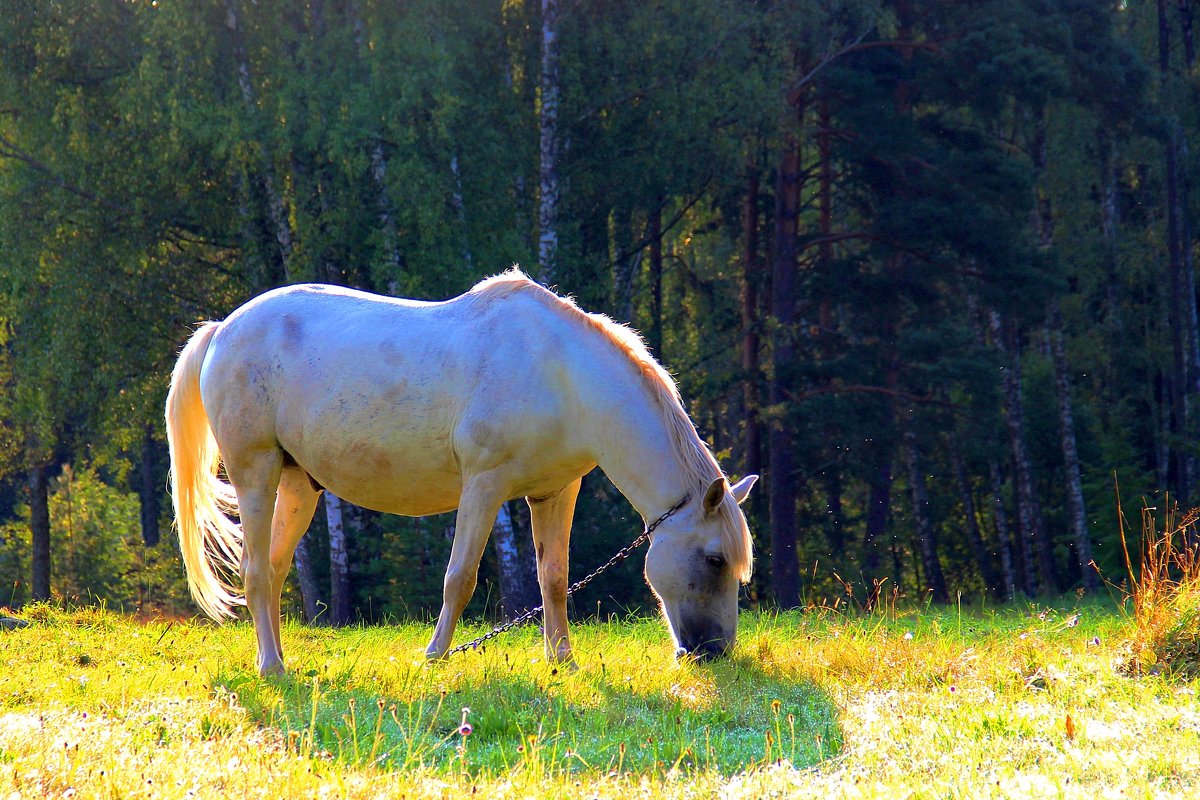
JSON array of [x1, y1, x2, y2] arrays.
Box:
[[705, 555, 726, 569]]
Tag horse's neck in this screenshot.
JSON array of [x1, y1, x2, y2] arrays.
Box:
[[581, 365, 694, 520]]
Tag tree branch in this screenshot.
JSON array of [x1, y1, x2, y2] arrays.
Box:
[[784, 383, 956, 407], [787, 36, 942, 105], [609, 177, 713, 268], [0, 134, 132, 216]]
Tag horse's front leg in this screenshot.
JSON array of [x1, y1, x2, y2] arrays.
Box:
[[425, 475, 505, 660], [528, 477, 582, 664]]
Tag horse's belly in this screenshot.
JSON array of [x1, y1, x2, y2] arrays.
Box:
[[271, 361, 468, 514], [299, 439, 463, 516], [335, 474, 463, 517]]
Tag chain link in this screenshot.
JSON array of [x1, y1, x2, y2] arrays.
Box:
[[446, 495, 688, 657]]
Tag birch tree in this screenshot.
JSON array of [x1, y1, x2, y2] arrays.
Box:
[[537, 0, 561, 283], [991, 310, 1052, 595], [1032, 109, 1098, 592], [223, 0, 292, 284], [903, 418, 948, 603], [319, 493, 347, 625]]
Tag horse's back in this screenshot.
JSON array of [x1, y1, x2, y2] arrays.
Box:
[[199, 282, 591, 514]]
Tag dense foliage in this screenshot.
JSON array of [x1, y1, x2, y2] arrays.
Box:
[[1, 0, 1198, 620]]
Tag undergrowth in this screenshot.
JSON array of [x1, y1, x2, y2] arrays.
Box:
[[1116, 499, 1200, 679]]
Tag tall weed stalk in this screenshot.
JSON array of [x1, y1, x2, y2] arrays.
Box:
[[1116, 488, 1200, 677]]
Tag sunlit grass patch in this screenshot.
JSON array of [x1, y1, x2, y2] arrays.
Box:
[[0, 602, 1198, 798], [217, 616, 838, 777]]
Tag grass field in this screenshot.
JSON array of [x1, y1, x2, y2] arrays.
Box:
[[0, 601, 1197, 798]]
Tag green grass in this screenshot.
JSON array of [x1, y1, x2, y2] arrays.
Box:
[[1, 602, 1198, 798]]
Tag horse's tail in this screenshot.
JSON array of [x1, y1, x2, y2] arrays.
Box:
[[165, 321, 243, 621]]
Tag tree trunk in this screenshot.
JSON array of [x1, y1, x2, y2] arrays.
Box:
[[1174, 0, 1200, 405], [1099, 133, 1123, 396], [29, 464, 51, 602], [1159, 0, 1196, 506], [1154, 372, 1171, 490], [948, 431, 1001, 598], [965, 288, 1017, 600], [990, 310, 1055, 594], [902, 420, 949, 603], [863, 446, 893, 603], [741, 169, 762, 480], [1177, 2, 1200, 517], [816, 97, 842, 556], [647, 206, 664, 358], [817, 96, 834, 344], [987, 460, 1017, 601], [223, 0, 292, 283], [537, 0, 561, 284], [608, 207, 636, 321], [1047, 303, 1099, 591], [345, 0, 403, 285], [292, 533, 323, 624], [450, 154, 473, 272], [370, 144, 404, 283], [1165, 124, 1190, 501], [1182, 0, 1197, 67], [138, 425, 161, 547], [824, 471, 844, 557], [1031, 108, 1098, 593], [768, 131, 801, 609], [325, 491, 351, 626], [491, 501, 539, 620]]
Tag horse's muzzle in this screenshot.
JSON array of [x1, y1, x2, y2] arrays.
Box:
[[675, 631, 732, 662]]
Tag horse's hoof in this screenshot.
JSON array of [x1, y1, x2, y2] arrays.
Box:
[[259, 662, 286, 678], [548, 649, 577, 670]]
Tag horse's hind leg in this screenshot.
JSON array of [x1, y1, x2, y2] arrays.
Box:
[[224, 449, 286, 676], [425, 475, 505, 659], [267, 467, 322, 659], [528, 477, 582, 663]]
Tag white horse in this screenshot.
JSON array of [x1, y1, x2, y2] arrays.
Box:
[[165, 269, 756, 676]]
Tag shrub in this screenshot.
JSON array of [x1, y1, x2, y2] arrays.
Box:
[[1115, 501, 1200, 678], [0, 463, 192, 614]]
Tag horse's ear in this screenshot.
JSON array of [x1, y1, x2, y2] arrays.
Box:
[[702, 477, 727, 517], [730, 474, 758, 505]]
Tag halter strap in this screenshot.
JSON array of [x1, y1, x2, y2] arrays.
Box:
[[644, 494, 689, 538]]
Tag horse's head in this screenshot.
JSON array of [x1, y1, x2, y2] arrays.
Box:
[[644, 474, 757, 660]]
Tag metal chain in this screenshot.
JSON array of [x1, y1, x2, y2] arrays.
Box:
[[446, 495, 688, 657]]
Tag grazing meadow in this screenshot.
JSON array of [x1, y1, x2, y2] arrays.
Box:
[[1, 598, 1197, 799]]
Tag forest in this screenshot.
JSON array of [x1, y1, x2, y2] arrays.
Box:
[[0, 0, 1197, 624]]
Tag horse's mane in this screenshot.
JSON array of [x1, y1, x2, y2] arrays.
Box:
[[469, 268, 753, 582]]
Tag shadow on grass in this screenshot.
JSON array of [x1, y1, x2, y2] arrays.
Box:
[[213, 626, 842, 778]]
